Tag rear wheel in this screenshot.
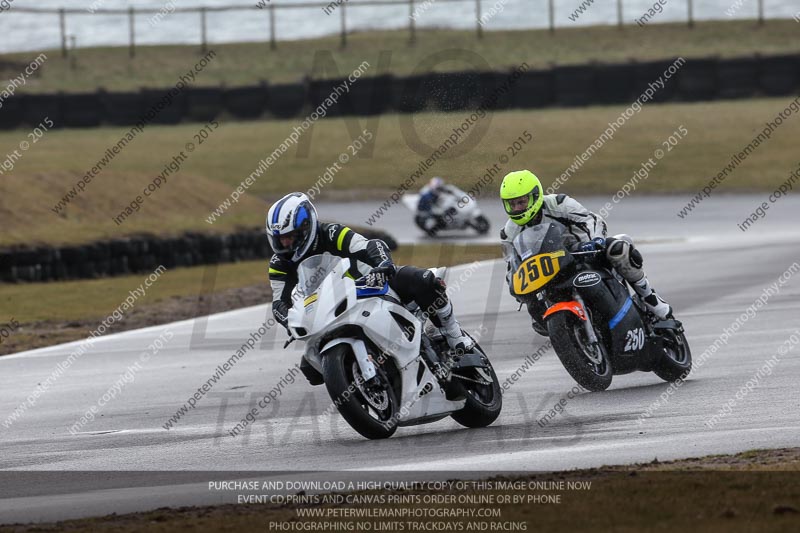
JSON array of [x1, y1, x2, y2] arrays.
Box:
[[450, 343, 502, 428], [548, 312, 612, 391], [322, 344, 398, 439], [653, 329, 692, 382], [472, 215, 491, 235], [415, 214, 439, 237]]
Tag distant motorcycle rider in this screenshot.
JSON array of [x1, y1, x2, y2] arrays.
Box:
[[499, 170, 672, 335], [267, 193, 474, 381], [416, 177, 470, 231]]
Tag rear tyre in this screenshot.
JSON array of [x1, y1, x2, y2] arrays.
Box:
[[415, 214, 440, 237], [653, 329, 692, 382], [322, 344, 398, 439], [548, 312, 613, 391], [450, 343, 502, 428], [472, 215, 491, 235]]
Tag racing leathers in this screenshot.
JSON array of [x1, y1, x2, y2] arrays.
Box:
[[268, 223, 474, 379], [500, 194, 672, 333]]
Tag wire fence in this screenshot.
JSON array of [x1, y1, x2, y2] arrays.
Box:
[[10, 0, 486, 57], [5, 0, 777, 58]]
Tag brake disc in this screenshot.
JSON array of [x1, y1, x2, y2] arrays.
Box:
[[352, 362, 389, 411]]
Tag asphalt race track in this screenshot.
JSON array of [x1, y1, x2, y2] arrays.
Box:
[[1, 195, 799, 523]]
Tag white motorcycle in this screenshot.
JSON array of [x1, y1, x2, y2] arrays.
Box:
[[286, 255, 502, 440], [405, 192, 491, 237]]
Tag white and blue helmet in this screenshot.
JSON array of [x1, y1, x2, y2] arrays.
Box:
[[266, 192, 318, 261]]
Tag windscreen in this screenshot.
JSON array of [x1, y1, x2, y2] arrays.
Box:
[[512, 223, 564, 261], [296, 254, 340, 297]]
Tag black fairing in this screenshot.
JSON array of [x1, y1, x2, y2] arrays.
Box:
[[514, 223, 661, 374]]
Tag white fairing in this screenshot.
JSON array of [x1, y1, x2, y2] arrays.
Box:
[[287, 256, 464, 424], [404, 192, 484, 230]]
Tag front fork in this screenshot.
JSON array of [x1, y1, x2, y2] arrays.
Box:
[[351, 338, 378, 381], [572, 292, 599, 345]]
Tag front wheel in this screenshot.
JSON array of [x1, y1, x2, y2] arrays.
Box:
[[548, 312, 613, 391], [450, 343, 502, 428], [652, 328, 692, 382], [322, 344, 398, 439]]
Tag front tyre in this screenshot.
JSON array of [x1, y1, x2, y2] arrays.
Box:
[[653, 328, 692, 382], [548, 312, 613, 391], [450, 343, 502, 428], [322, 344, 398, 439]]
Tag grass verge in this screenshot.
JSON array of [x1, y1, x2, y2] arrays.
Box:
[[1, 98, 798, 247], [0, 243, 501, 355], [2, 21, 799, 92], [1, 448, 797, 532]]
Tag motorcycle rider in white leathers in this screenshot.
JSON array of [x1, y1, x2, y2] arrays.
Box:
[[266, 193, 474, 383], [416, 177, 470, 229], [498, 170, 672, 336]]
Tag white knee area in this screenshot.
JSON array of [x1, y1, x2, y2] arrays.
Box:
[[606, 234, 643, 282]]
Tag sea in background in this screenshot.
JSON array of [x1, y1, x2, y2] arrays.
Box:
[[0, 0, 797, 54]]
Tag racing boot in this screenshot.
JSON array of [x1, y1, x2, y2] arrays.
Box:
[[435, 300, 475, 353], [631, 275, 672, 320]]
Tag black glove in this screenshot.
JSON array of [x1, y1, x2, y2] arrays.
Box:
[[575, 237, 606, 253], [272, 300, 289, 329], [362, 260, 396, 288]]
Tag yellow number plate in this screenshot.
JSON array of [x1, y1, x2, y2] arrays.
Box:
[[512, 251, 565, 295]]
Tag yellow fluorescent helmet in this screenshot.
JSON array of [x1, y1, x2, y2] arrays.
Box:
[[500, 170, 544, 226]]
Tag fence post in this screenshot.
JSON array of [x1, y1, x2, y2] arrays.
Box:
[[476, 0, 483, 38], [409, 0, 416, 45], [201, 7, 208, 53], [617, 0, 623, 29], [758, 0, 764, 25], [687, 0, 694, 28], [269, 4, 276, 50], [340, 2, 347, 48], [128, 7, 136, 58], [59, 9, 67, 58], [548, 0, 555, 33]]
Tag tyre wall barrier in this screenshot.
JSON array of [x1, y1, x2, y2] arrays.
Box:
[[0, 97, 25, 129], [99, 91, 146, 126], [632, 59, 680, 103], [268, 82, 307, 118], [62, 93, 103, 128], [21, 94, 63, 129], [759, 54, 799, 96], [0, 54, 798, 131], [186, 88, 225, 122], [594, 63, 637, 104], [676, 58, 718, 101], [511, 69, 554, 108], [224, 84, 269, 119], [717, 57, 759, 99], [553, 65, 596, 107], [346, 74, 394, 116], [0, 226, 397, 283]]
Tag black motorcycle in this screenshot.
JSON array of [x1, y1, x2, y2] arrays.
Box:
[[508, 223, 691, 391]]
